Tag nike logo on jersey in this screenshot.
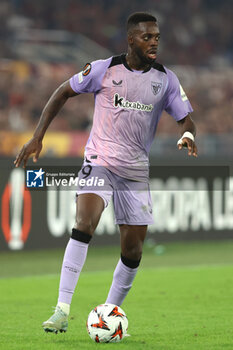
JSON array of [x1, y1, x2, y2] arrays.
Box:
[[113, 93, 153, 112]]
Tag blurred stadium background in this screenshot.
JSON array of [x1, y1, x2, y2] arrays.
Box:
[[0, 0, 233, 252], [1, 4, 233, 349]]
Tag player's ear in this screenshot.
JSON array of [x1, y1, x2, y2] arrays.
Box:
[[127, 33, 134, 45]]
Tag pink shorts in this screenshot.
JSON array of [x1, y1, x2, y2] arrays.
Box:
[[76, 160, 154, 225]]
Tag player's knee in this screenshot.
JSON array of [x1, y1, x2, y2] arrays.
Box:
[[122, 245, 142, 262], [120, 251, 141, 269], [75, 218, 96, 236]]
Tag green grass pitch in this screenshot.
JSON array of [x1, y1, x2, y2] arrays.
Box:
[[1, 240, 233, 350]]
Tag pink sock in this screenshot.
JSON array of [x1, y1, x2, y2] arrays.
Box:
[[106, 259, 138, 306], [58, 238, 88, 304]]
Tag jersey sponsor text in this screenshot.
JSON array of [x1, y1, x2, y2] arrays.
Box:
[[114, 93, 153, 112]]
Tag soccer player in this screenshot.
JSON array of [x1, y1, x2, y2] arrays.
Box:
[[14, 12, 197, 333]]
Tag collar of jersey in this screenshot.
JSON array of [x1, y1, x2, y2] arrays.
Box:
[[121, 54, 152, 73]]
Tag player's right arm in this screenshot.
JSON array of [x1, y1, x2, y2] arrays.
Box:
[[15, 58, 111, 168], [14, 80, 77, 168]]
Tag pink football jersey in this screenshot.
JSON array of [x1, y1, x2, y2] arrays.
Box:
[[70, 54, 193, 181]]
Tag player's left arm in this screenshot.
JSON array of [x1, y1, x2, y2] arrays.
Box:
[[177, 114, 198, 157]]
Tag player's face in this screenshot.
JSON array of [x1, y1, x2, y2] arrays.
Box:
[[129, 22, 160, 65]]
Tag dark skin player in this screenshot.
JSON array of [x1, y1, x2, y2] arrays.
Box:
[[14, 20, 198, 262]]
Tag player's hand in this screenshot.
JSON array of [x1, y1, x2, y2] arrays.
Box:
[[14, 137, 43, 168], [177, 137, 198, 157]]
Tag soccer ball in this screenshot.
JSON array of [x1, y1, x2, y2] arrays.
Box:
[[86, 303, 128, 343]]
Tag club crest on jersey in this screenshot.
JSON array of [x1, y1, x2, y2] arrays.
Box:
[[82, 63, 91, 76], [151, 82, 162, 95]]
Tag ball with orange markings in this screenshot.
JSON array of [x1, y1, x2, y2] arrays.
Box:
[[86, 303, 128, 343]]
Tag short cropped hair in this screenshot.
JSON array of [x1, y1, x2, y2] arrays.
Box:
[[127, 12, 157, 32]]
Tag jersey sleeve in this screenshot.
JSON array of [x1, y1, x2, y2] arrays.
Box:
[[69, 57, 112, 94], [164, 68, 193, 121]]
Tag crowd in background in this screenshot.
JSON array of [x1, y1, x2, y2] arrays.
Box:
[[0, 61, 92, 133], [1, 0, 232, 66], [0, 0, 232, 137], [1, 60, 232, 136]]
